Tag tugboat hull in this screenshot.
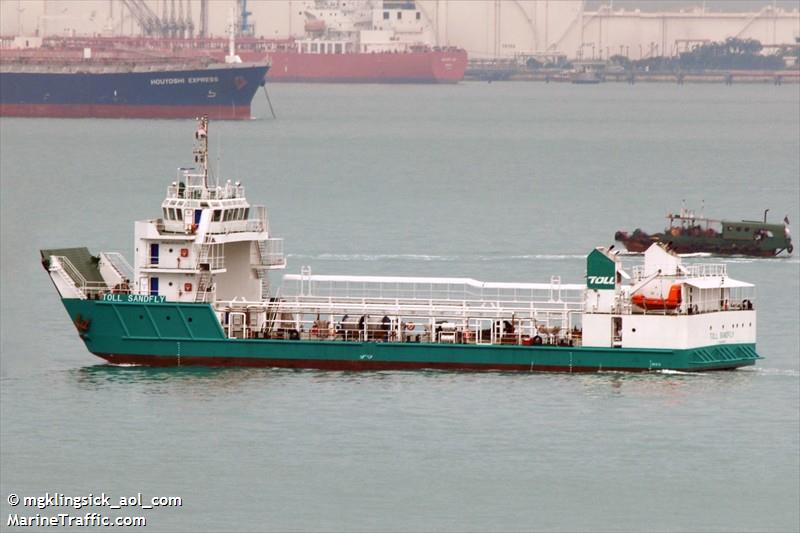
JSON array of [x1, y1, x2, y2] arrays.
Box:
[[615, 228, 792, 257]]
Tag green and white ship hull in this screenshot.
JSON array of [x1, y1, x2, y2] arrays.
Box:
[[41, 118, 761, 373], [59, 298, 757, 372]]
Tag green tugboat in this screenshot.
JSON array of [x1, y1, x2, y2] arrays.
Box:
[[40, 120, 759, 372], [615, 208, 793, 257]]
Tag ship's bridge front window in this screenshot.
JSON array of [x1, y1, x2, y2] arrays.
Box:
[[213, 210, 222, 222]]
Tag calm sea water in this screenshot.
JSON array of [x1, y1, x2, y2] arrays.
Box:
[[1, 82, 799, 532]]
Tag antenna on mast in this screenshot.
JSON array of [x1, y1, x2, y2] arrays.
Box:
[[194, 116, 209, 188]]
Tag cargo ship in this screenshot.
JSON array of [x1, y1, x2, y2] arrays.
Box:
[[0, 1, 466, 84], [257, 0, 466, 83], [0, 60, 268, 120], [40, 119, 759, 372], [615, 207, 793, 257]]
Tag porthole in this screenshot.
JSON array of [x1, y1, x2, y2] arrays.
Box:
[[166, 316, 171, 320], [169, 248, 174, 253], [168, 282, 173, 286], [631, 328, 636, 332], [139, 315, 144, 320], [188, 317, 193, 323]]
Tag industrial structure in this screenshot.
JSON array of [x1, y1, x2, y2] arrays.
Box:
[[1, 1, 799, 62]]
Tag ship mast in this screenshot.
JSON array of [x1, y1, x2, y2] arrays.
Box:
[[194, 116, 209, 188]]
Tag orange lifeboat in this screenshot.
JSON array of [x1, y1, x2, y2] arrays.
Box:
[[631, 284, 682, 310], [304, 20, 326, 33]]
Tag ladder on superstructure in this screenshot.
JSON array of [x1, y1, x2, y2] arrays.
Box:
[[194, 270, 213, 303]]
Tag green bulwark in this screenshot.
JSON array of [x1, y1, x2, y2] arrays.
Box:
[[586, 249, 616, 289]]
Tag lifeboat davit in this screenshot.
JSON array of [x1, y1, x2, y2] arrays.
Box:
[[631, 284, 682, 310]]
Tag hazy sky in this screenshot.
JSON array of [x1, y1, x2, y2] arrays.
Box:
[[1, 0, 798, 38]]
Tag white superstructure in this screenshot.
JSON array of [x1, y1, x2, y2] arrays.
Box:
[[580, 244, 755, 351], [295, 0, 436, 55], [132, 116, 286, 305]]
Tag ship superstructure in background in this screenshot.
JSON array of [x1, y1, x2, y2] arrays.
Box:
[[41, 119, 759, 372], [615, 207, 793, 257], [263, 0, 467, 83]]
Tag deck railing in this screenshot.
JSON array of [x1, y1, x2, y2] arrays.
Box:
[[51, 256, 109, 299], [632, 263, 727, 280], [167, 171, 245, 200], [214, 297, 583, 346], [252, 238, 285, 269]]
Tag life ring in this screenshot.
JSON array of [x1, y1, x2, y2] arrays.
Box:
[[532, 335, 543, 345], [463, 330, 475, 341], [404, 322, 415, 331], [310, 325, 319, 337]]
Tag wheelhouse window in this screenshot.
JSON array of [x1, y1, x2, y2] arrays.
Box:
[[213, 210, 221, 222], [383, 11, 389, 19]]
